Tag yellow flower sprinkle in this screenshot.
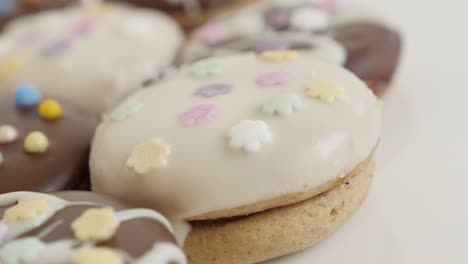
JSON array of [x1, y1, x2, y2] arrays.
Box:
[[0, 56, 23, 81], [260, 50, 298, 62], [4, 199, 49, 222], [71, 208, 119, 242], [306, 81, 344, 103]]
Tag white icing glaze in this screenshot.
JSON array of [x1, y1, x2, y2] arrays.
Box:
[[290, 7, 329, 31], [134, 242, 187, 264], [115, 209, 173, 234], [0, 192, 86, 241], [90, 53, 381, 220], [0, 3, 183, 115]]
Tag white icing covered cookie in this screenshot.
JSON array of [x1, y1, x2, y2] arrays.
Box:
[[0, 3, 184, 115], [90, 52, 381, 220]]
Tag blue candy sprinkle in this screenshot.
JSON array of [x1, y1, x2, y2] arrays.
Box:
[[14, 84, 41, 107], [0, 0, 16, 17]]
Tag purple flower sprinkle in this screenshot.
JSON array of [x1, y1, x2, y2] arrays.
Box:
[[194, 83, 232, 98]]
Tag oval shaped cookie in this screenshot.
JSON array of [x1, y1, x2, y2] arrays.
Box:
[[90, 53, 381, 221], [0, 191, 187, 264], [0, 3, 183, 115]]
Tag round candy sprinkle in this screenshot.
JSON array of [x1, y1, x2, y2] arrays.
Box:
[[0, 0, 16, 16], [38, 99, 63, 120], [24, 131, 49, 153], [14, 84, 41, 107], [0, 125, 18, 144]]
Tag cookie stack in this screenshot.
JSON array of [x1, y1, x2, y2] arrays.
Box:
[[0, 0, 401, 263]]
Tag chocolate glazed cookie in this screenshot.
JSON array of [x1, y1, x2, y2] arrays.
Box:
[[0, 191, 187, 263], [0, 90, 97, 194], [0, 0, 78, 30], [332, 22, 401, 95]]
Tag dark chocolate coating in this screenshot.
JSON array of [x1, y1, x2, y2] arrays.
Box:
[[332, 22, 402, 94], [0, 0, 77, 30], [0, 191, 179, 259], [0, 98, 97, 194]]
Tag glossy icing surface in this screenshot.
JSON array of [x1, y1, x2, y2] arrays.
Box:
[[90, 53, 381, 220], [0, 191, 187, 264], [0, 3, 184, 115]]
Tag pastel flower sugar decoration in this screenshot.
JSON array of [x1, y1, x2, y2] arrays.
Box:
[[262, 94, 303, 116], [314, 0, 342, 11], [71, 247, 123, 264], [307, 81, 344, 103], [195, 83, 232, 98], [193, 24, 230, 46], [88, 3, 114, 17], [72, 19, 97, 37], [180, 104, 219, 126], [227, 120, 273, 153], [290, 8, 329, 32], [191, 58, 224, 77], [110, 101, 144, 122], [126, 138, 171, 177], [0, 57, 23, 81], [71, 208, 119, 242], [4, 199, 49, 222], [0, 238, 46, 264], [260, 50, 298, 62], [256, 71, 293, 87], [41, 39, 72, 57]]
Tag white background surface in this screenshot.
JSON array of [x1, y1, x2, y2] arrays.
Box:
[[266, 0, 468, 263]]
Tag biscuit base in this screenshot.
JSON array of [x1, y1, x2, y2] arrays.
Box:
[[184, 157, 374, 264]]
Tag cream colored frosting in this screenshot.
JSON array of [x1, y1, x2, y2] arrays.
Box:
[[0, 3, 183, 115], [90, 53, 381, 220]]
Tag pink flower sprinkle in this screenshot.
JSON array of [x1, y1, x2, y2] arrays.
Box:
[[256, 71, 293, 87], [313, 0, 341, 12], [21, 28, 48, 46], [180, 104, 219, 126], [193, 24, 230, 46], [71, 19, 96, 37], [0, 222, 8, 243]]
